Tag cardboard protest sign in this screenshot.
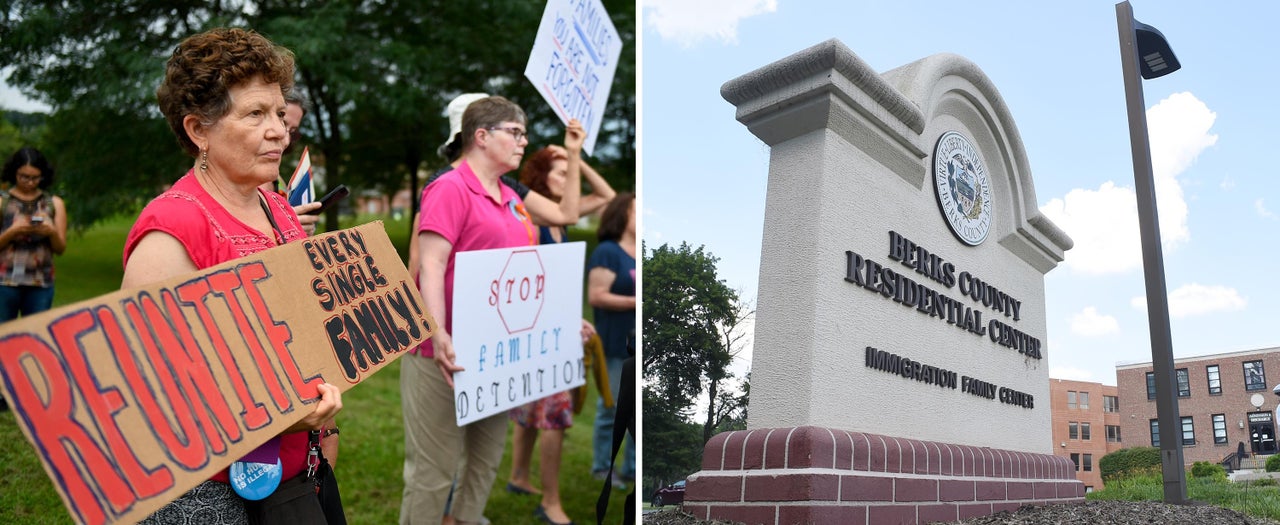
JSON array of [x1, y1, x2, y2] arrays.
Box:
[[0, 222, 433, 525], [523, 0, 623, 156], [451, 242, 586, 425]]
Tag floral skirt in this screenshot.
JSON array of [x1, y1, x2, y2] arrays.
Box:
[[509, 391, 574, 430]]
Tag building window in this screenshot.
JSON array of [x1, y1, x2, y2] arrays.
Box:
[[1146, 372, 1157, 400], [1207, 365, 1222, 395], [1245, 361, 1267, 391], [1069, 422, 1079, 440], [1150, 419, 1160, 447], [1182, 416, 1195, 446], [1213, 414, 1228, 445], [1082, 422, 1092, 441], [1104, 395, 1119, 413], [1084, 453, 1093, 472], [1176, 368, 1190, 397], [1067, 390, 1077, 409], [1070, 453, 1080, 471], [1080, 391, 1090, 409], [1107, 425, 1122, 443]]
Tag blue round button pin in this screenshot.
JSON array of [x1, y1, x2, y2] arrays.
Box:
[[229, 458, 283, 501]]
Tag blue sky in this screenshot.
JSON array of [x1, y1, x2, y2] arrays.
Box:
[[640, 0, 1280, 386]]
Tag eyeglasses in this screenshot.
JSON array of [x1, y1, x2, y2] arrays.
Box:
[[17, 174, 41, 182], [486, 126, 527, 142]]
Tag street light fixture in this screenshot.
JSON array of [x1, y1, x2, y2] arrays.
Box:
[[1115, 1, 1186, 504]]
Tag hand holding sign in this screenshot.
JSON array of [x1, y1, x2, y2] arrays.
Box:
[[432, 331, 465, 388], [283, 383, 344, 433], [565, 118, 586, 154]]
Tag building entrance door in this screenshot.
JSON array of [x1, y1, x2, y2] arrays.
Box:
[[1249, 411, 1276, 455]]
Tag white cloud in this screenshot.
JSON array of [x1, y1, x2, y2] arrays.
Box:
[[1070, 307, 1119, 337], [1040, 92, 1216, 275], [1131, 283, 1246, 319], [645, 0, 778, 47], [1220, 175, 1235, 191], [1257, 199, 1276, 220], [1040, 182, 1141, 274], [1049, 366, 1096, 383]]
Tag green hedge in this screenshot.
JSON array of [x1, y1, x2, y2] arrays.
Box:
[[1191, 461, 1227, 481], [1266, 454, 1280, 472], [1100, 447, 1162, 482]]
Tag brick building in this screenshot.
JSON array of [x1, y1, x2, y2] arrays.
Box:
[[1049, 379, 1122, 491], [1116, 347, 1280, 466]]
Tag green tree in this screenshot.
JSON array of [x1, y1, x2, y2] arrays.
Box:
[[642, 242, 753, 490], [640, 388, 703, 498], [0, 0, 635, 229], [700, 295, 752, 441], [0, 118, 25, 159], [642, 242, 736, 410]]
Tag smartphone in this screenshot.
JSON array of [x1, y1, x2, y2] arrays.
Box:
[[305, 185, 350, 215]]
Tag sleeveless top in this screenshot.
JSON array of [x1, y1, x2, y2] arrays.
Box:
[[123, 171, 310, 484], [0, 191, 57, 287]]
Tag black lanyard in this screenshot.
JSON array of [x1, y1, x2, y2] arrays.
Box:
[[258, 195, 285, 245]]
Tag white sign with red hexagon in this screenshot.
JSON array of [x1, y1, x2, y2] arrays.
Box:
[[451, 241, 586, 426]]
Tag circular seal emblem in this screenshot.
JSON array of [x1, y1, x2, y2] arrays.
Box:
[[933, 131, 993, 246]]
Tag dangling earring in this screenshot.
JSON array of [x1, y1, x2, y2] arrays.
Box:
[[200, 149, 209, 172]]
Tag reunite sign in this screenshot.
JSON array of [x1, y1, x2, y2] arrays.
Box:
[[0, 222, 433, 525], [524, 0, 622, 156], [451, 242, 586, 426]]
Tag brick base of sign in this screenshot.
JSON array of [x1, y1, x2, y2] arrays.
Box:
[[683, 426, 1084, 525]]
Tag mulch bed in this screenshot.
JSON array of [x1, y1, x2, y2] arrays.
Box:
[[642, 500, 1280, 524]]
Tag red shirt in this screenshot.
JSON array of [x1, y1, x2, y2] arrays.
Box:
[[124, 171, 311, 483]]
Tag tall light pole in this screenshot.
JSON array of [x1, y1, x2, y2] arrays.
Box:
[[1115, 0, 1186, 504]]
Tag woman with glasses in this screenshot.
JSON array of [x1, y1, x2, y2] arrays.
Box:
[[400, 96, 583, 525], [0, 147, 67, 323]]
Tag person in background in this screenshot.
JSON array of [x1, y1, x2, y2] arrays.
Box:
[[587, 193, 636, 488], [401, 95, 583, 525], [504, 144, 616, 525], [124, 27, 342, 523], [275, 90, 322, 234], [0, 146, 67, 413], [0, 147, 66, 321], [279, 89, 338, 467], [408, 93, 593, 277]]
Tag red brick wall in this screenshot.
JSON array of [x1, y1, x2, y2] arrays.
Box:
[[1117, 348, 1280, 466], [1049, 379, 1120, 490], [686, 426, 1084, 525]]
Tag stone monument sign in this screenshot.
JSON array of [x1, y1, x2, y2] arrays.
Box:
[[683, 39, 1081, 525]]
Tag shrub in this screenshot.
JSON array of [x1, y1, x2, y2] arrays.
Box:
[[1266, 454, 1280, 472], [1191, 461, 1227, 481], [1251, 477, 1278, 487], [1100, 447, 1162, 482]]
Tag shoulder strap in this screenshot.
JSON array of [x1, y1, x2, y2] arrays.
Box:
[[258, 195, 285, 245]]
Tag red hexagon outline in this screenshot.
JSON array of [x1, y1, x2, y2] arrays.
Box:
[[496, 249, 546, 334]]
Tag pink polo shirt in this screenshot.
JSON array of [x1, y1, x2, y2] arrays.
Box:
[[414, 161, 534, 358]]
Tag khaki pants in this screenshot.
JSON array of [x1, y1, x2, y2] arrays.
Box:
[[399, 355, 507, 524]]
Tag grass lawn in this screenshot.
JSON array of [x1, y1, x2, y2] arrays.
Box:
[[1089, 472, 1280, 520], [0, 212, 628, 524]]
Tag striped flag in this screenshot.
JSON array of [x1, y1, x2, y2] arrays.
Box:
[[287, 146, 314, 206]]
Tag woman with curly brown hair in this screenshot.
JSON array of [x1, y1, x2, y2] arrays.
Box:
[[124, 27, 343, 524]]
